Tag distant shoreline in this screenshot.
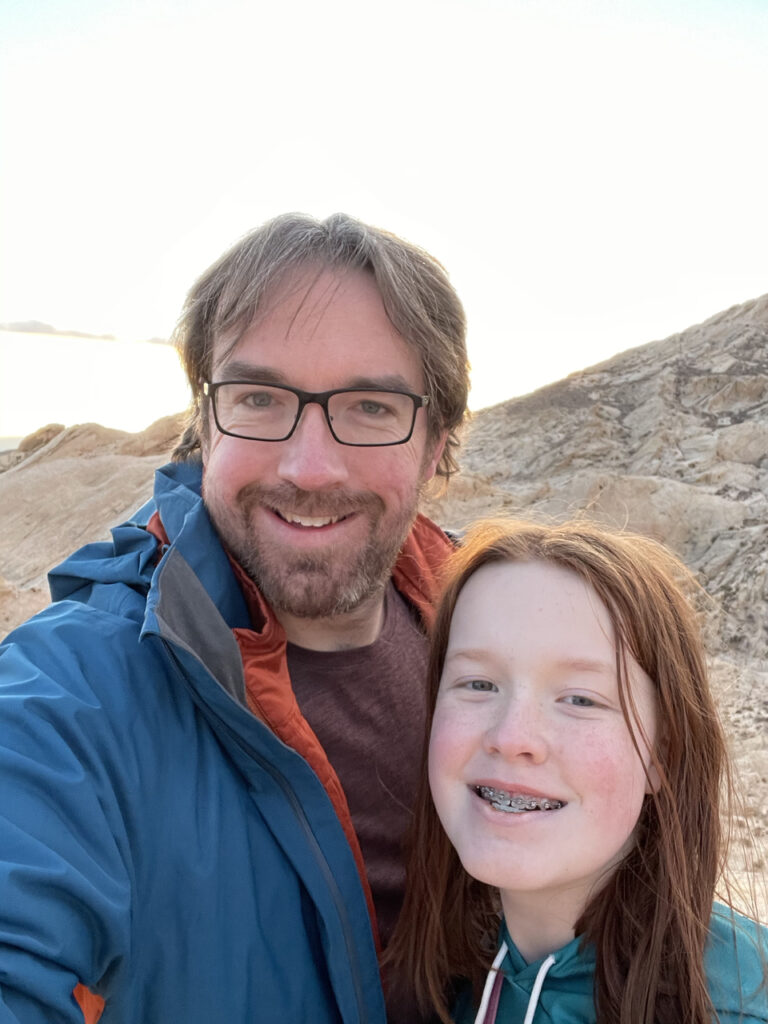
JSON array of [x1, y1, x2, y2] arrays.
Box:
[[0, 332, 188, 437], [0, 324, 170, 345], [0, 323, 115, 341]]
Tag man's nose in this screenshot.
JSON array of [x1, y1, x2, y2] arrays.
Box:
[[483, 693, 549, 764], [275, 402, 351, 490]]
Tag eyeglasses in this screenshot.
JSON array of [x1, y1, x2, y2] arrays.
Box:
[[203, 380, 430, 446]]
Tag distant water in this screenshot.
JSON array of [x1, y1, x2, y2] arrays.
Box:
[[0, 331, 191, 439]]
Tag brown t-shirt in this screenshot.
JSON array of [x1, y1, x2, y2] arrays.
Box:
[[287, 581, 429, 949]]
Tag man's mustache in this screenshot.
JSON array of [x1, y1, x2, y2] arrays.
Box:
[[235, 482, 383, 518]]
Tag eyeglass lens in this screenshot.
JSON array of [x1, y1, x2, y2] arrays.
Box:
[[213, 383, 417, 444]]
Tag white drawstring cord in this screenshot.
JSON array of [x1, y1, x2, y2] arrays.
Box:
[[472, 943, 557, 1024], [472, 941, 508, 1024], [522, 954, 556, 1024]]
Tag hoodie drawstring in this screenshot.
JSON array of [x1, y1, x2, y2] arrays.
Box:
[[473, 942, 508, 1024], [523, 954, 556, 1024], [473, 943, 556, 1024]]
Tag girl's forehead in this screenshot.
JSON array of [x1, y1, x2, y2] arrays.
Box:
[[449, 559, 615, 645], [450, 556, 655, 688]]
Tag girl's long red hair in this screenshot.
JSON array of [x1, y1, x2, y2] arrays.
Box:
[[385, 518, 746, 1023]]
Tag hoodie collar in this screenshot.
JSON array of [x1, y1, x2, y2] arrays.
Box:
[[473, 922, 596, 1024]]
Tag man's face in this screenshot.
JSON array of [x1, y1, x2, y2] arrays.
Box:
[[201, 267, 445, 620]]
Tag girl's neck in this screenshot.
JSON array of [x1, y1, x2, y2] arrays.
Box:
[[499, 887, 585, 963]]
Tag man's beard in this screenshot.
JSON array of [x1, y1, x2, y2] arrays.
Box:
[[204, 481, 422, 619]]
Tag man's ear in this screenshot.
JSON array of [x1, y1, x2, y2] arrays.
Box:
[[422, 430, 449, 482]]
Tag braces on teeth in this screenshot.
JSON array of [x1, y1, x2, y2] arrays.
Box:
[[476, 785, 564, 812]]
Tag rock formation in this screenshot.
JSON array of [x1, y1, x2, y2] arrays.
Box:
[[0, 414, 185, 634]]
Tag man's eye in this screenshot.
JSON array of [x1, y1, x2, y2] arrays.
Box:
[[242, 391, 274, 408], [357, 399, 393, 417]]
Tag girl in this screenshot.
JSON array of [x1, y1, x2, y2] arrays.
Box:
[[387, 519, 767, 1023]]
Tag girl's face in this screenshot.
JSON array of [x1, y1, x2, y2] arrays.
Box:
[[428, 560, 659, 942]]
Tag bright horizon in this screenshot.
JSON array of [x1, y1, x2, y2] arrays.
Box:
[[2, 0, 767, 424]]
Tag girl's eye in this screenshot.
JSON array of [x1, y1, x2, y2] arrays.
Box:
[[463, 679, 497, 693], [562, 694, 599, 708]]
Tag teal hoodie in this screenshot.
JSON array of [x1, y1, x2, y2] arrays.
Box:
[[454, 903, 767, 1023]]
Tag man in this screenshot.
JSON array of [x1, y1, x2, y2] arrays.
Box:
[[0, 213, 469, 1023]]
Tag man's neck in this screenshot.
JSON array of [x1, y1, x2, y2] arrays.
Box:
[[276, 588, 387, 651]]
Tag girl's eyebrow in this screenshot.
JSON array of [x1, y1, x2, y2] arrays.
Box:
[[443, 647, 496, 663], [554, 657, 614, 676], [444, 650, 614, 676]]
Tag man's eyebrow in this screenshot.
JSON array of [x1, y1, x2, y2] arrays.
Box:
[[212, 363, 287, 384], [345, 374, 420, 393], [211, 364, 418, 393]]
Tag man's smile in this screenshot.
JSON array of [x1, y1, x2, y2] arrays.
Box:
[[272, 509, 350, 528]]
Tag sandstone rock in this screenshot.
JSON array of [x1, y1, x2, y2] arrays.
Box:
[[0, 575, 47, 637], [0, 416, 185, 599], [17, 422, 65, 453], [717, 420, 768, 465], [0, 453, 171, 589]]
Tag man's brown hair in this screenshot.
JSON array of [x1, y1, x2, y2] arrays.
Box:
[[171, 212, 469, 479]]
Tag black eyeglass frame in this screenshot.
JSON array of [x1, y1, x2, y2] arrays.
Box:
[[202, 380, 431, 446]]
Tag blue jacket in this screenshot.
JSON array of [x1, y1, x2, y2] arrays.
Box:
[[0, 461, 448, 1023], [454, 902, 768, 1023]]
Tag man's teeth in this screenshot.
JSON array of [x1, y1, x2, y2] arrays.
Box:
[[476, 785, 563, 813], [280, 512, 344, 527]]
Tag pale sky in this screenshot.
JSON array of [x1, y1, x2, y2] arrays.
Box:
[[2, 0, 767, 419]]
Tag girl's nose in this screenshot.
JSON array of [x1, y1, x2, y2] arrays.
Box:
[[483, 695, 549, 764]]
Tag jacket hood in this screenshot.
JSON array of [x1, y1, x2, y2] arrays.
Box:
[[48, 461, 253, 630]]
